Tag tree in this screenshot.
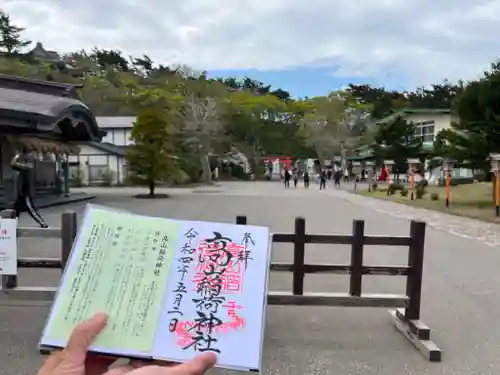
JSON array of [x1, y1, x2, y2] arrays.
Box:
[[226, 91, 286, 174], [373, 116, 422, 173], [179, 78, 227, 182], [301, 92, 370, 168], [90, 48, 130, 71], [132, 55, 154, 76], [407, 81, 461, 109], [0, 11, 30, 54], [126, 103, 180, 197], [435, 61, 500, 201], [346, 84, 408, 119]]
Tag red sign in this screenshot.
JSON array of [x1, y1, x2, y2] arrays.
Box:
[[263, 156, 293, 168]]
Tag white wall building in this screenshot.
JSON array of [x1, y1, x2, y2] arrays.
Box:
[[377, 108, 459, 148], [69, 116, 134, 185], [376, 108, 474, 183]]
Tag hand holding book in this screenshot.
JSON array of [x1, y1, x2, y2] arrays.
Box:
[[37, 312, 217, 375], [39, 205, 272, 372]]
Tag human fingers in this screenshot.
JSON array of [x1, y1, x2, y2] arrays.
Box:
[[129, 360, 174, 368], [104, 359, 147, 375], [104, 364, 136, 375], [36, 351, 64, 375], [63, 312, 108, 364], [170, 353, 217, 375]]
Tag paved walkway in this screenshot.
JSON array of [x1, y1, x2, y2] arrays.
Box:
[[3, 181, 500, 375]]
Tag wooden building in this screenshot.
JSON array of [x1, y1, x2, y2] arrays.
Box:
[[0, 74, 102, 207]]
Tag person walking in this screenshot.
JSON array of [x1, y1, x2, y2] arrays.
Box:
[[283, 168, 291, 188], [292, 169, 299, 187], [343, 168, 350, 184], [303, 170, 310, 188], [319, 169, 327, 190], [334, 168, 342, 188], [11, 152, 48, 228]]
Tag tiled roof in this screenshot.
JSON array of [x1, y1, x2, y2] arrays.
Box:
[[0, 87, 86, 117], [377, 108, 452, 124], [0, 80, 101, 141], [0, 74, 82, 97]]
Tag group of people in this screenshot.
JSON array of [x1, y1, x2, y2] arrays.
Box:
[[282, 167, 351, 190], [282, 168, 310, 188]]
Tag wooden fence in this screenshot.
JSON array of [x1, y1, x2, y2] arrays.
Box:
[[0, 209, 77, 300], [236, 215, 441, 362], [0, 211, 441, 362]]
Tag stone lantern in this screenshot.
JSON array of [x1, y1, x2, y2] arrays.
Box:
[[365, 160, 375, 192]]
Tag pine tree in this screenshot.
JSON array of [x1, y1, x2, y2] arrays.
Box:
[[373, 116, 422, 173], [0, 11, 31, 55]]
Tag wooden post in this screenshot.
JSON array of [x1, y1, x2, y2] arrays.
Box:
[[405, 220, 426, 320], [236, 215, 247, 225], [386, 171, 390, 195], [292, 217, 306, 295], [496, 171, 500, 217], [1, 209, 17, 289], [410, 172, 415, 200], [61, 211, 77, 271], [445, 172, 451, 208], [349, 220, 365, 296], [63, 159, 70, 197]]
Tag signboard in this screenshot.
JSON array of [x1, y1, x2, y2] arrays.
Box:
[[0, 218, 17, 275]]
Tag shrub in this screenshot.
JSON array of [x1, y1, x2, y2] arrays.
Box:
[[415, 184, 427, 199], [430, 192, 439, 201], [169, 169, 192, 185], [70, 169, 84, 187], [388, 183, 405, 195], [400, 189, 409, 197], [99, 169, 115, 186]]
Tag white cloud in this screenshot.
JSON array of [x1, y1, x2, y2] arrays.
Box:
[[3, 0, 500, 88]]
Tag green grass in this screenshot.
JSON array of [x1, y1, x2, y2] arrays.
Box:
[[358, 182, 500, 223]]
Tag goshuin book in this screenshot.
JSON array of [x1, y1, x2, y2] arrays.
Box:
[[39, 204, 272, 372]]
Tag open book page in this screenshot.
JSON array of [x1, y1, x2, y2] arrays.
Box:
[[40, 205, 180, 357], [152, 220, 271, 371]]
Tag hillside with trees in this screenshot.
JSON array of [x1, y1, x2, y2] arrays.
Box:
[[2, 8, 500, 193]]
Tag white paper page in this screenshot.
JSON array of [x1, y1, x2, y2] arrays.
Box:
[[152, 220, 271, 371], [39, 205, 180, 358]]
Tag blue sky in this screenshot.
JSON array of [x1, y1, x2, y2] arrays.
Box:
[[207, 68, 410, 98], [207, 68, 357, 98]]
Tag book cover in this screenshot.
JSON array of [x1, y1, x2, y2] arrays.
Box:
[[39, 204, 271, 371]]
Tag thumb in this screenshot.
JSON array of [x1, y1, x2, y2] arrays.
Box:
[[62, 312, 108, 364], [172, 353, 217, 375]]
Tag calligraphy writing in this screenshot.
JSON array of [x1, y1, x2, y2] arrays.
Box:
[[173, 229, 256, 354], [154, 234, 168, 276], [168, 228, 198, 333]]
